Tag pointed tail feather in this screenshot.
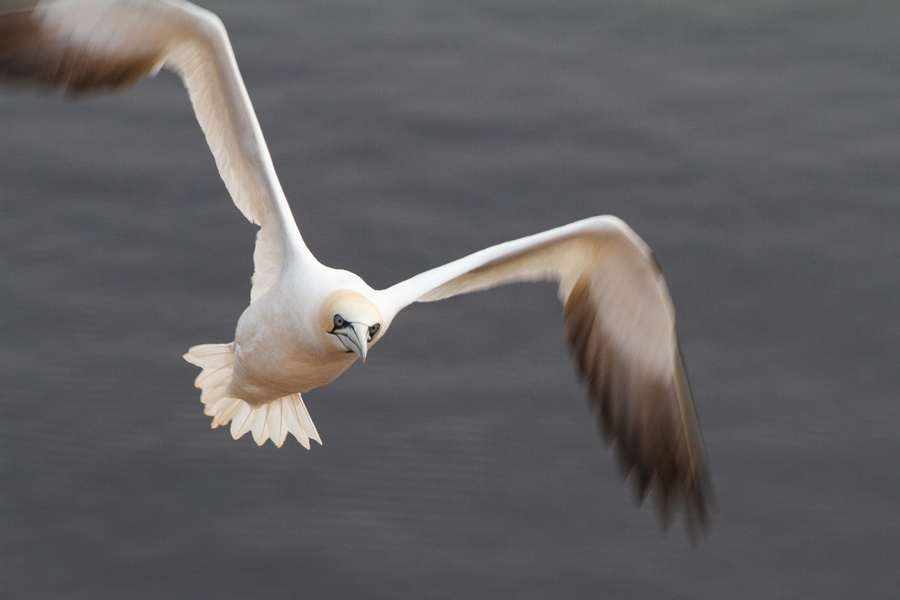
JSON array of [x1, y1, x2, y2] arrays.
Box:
[[183, 343, 322, 448], [228, 394, 320, 448]]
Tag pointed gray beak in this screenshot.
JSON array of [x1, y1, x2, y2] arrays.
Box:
[[337, 322, 370, 362]]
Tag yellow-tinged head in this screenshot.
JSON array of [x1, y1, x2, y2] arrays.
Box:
[[318, 289, 383, 362]]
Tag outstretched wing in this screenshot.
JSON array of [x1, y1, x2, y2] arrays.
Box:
[[0, 0, 306, 302], [382, 215, 711, 535]]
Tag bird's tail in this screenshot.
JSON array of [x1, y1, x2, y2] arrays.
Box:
[[183, 343, 321, 448]]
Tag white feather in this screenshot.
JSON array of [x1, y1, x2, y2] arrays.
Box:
[[194, 363, 233, 389], [211, 399, 241, 428], [266, 400, 285, 447], [183, 342, 235, 369], [286, 395, 310, 449], [249, 405, 267, 445], [230, 402, 253, 439], [292, 394, 321, 445], [200, 384, 229, 406]]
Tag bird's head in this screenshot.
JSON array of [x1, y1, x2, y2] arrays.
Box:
[[319, 290, 383, 362]]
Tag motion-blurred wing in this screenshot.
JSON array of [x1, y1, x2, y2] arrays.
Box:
[[0, 0, 303, 302], [383, 215, 711, 534]]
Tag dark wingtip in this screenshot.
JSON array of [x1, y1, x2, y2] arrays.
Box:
[[0, 1, 38, 16], [0, 4, 163, 95], [563, 275, 714, 542]]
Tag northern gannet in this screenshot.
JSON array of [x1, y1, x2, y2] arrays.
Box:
[[0, 0, 711, 531]]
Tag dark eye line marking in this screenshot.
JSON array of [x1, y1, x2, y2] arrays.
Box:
[[330, 317, 381, 341]]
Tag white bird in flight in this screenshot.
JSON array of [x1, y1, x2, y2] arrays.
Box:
[[0, 0, 710, 531]]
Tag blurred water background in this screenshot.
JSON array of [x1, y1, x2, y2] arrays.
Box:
[[1, 0, 899, 597]]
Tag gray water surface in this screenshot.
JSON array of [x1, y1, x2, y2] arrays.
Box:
[[1, 1, 899, 598]]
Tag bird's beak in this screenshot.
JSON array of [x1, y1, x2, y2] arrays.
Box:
[[340, 322, 370, 363]]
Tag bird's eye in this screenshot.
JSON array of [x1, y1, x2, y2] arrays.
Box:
[[333, 315, 345, 328], [368, 323, 381, 340]]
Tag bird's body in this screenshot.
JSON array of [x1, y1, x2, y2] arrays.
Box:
[[0, 0, 711, 532], [231, 265, 374, 401]]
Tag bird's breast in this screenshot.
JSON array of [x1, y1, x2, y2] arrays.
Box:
[[230, 345, 356, 405], [228, 301, 356, 405]]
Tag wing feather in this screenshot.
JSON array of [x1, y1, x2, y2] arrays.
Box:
[[0, 0, 307, 302], [383, 215, 711, 534]]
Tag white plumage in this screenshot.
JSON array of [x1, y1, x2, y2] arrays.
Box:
[[0, 0, 710, 531]]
